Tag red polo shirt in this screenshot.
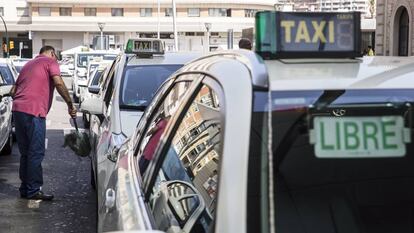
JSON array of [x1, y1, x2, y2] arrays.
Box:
[[13, 55, 60, 118]]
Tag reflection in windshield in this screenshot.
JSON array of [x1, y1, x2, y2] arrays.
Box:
[[251, 89, 414, 233], [77, 53, 116, 68], [120, 65, 181, 109]]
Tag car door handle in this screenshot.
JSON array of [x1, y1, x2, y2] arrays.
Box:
[[105, 188, 116, 211]]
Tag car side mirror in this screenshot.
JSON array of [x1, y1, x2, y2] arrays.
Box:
[[166, 181, 206, 228], [81, 95, 104, 115], [88, 85, 101, 94]]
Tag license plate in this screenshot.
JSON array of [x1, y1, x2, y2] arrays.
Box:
[[311, 116, 409, 158]]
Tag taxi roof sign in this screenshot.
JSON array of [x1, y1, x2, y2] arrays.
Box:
[[255, 11, 362, 59], [125, 39, 165, 57]]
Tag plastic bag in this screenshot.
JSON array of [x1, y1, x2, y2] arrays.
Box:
[[63, 118, 91, 157]]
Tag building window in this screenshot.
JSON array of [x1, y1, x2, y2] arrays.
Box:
[[165, 8, 172, 17], [111, 8, 124, 17], [17, 7, 29, 17], [0, 7, 4, 17], [84, 8, 96, 16], [39, 7, 51, 16], [209, 8, 231, 17], [188, 8, 200, 17], [140, 8, 152, 17], [245, 9, 257, 18], [59, 7, 72, 16]]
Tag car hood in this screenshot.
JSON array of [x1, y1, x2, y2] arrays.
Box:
[[120, 110, 144, 137]]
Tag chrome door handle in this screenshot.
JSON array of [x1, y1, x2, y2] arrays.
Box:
[[105, 188, 116, 212]]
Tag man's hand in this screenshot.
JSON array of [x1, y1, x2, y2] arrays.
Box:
[[68, 103, 77, 118]]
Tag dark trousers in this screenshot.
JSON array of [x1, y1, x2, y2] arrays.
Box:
[[13, 111, 46, 197]]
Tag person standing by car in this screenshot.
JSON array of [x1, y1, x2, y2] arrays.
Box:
[[10, 45, 77, 201], [239, 38, 252, 50]]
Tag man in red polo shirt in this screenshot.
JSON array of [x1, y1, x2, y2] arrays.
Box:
[[11, 45, 77, 201]]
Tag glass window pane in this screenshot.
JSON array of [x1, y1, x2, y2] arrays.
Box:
[[147, 84, 221, 233], [188, 8, 200, 17], [84, 8, 96, 16], [141, 8, 152, 17], [165, 8, 172, 17], [111, 8, 124, 17], [59, 7, 72, 16], [138, 81, 192, 174], [39, 7, 51, 16], [17, 7, 29, 17], [120, 65, 182, 109]]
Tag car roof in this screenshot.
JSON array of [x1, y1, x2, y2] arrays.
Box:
[[267, 56, 414, 91], [76, 51, 119, 55], [126, 52, 204, 66]]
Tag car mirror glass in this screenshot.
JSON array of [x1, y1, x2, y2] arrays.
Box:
[[88, 85, 101, 94]]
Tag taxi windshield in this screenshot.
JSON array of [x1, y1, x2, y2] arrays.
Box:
[[77, 54, 116, 68], [250, 89, 414, 233], [119, 65, 181, 110]]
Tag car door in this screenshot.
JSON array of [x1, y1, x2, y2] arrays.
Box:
[[95, 55, 124, 212], [0, 73, 11, 149], [139, 76, 225, 233], [89, 57, 119, 164]]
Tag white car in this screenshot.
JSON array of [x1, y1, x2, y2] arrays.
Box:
[[81, 38, 203, 232], [96, 11, 414, 233], [81, 61, 112, 128], [73, 50, 119, 102]]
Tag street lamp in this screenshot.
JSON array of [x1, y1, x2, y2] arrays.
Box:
[[98, 22, 105, 50], [204, 22, 211, 52], [0, 16, 9, 58]]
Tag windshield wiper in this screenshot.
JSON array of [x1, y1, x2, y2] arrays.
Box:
[[119, 104, 147, 111]]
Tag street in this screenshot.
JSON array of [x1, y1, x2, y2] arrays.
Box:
[[0, 85, 96, 233]]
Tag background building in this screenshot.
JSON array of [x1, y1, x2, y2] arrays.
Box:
[[375, 0, 412, 56], [0, 0, 276, 57]]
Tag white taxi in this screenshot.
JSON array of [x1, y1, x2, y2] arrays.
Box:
[[80, 39, 202, 226], [98, 11, 414, 233], [73, 50, 119, 102]]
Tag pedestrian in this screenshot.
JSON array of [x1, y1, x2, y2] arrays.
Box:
[[239, 38, 252, 50], [10, 46, 77, 201], [367, 45, 375, 56]]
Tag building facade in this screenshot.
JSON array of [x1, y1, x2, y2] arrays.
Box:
[[375, 0, 413, 56], [0, 0, 276, 57]]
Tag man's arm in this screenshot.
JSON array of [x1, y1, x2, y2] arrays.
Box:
[[52, 75, 77, 118], [9, 85, 16, 98]]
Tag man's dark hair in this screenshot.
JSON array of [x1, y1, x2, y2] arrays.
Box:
[[39, 45, 55, 54], [239, 38, 252, 50]]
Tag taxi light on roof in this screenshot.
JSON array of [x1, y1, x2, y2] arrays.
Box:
[[255, 11, 362, 59], [125, 39, 165, 57]]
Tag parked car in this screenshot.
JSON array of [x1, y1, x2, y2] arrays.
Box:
[[82, 62, 112, 128], [81, 39, 202, 232], [0, 58, 18, 84], [11, 58, 30, 75], [95, 11, 414, 233], [0, 74, 13, 155], [73, 50, 119, 102]]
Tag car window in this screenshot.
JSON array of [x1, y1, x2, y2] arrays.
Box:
[[120, 65, 182, 110], [137, 81, 192, 174], [102, 58, 121, 108], [0, 66, 14, 85], [147, 84, 222, 233], [91, 70, 104, 86]]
